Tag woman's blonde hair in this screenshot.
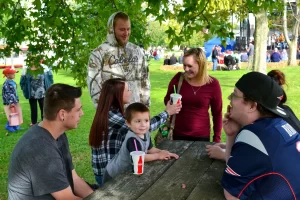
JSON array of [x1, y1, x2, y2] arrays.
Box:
[[183, 48, 212, 84]]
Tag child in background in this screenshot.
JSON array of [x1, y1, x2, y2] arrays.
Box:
[[2, 68, 23, 132], [103, 103, 179, 183]]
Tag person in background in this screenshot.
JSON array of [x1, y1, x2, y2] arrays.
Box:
[[232, 51, 240, 69], [240, 51, 248, 62], [103, 103, 179, 184], [169, 53, 178, 65], [271, 48, 281, 62], [2, 68, 23, 132], [87, 11, 150, 108], [8, 84, 94, 199], [267, 70, 300, 132], [279, 33, 285, 50], [163, 55, 170, 65], [183, 46, 188, 54], [247, 41, 254, 70], [224, 51, 236, 70], [211, 45, 218, 71], [20, 61, 53, 126], [217, 46, 222, 56], [296, 48, 300, 59], [178, 53, 183, 64], [153, 49, 157, 58], [271, 33, 277, 50], [281, 49, 288, 61], [156, 49, 162, 60], [164, 48, 223, 142], [89, 78, 181, 185], [266, 51, 271, 62]]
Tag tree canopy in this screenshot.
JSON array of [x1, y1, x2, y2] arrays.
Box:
[[0, 0, 286, 85], [1, 0, 149, 86]]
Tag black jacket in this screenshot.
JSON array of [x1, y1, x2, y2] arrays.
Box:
[[212, 49, 218, 59]]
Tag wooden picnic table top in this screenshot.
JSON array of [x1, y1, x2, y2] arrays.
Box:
[[85, 140, 226, 200]]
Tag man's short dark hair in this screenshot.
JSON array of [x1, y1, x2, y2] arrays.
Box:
[[125, 103, 149, 122], [44, 84, 82, 120]]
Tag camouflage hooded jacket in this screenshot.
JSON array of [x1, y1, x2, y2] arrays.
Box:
[[87, 12, 150, 108]]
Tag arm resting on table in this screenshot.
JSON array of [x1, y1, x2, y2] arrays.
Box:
[[51, 186, 82, 200], [72, 170, 94, 198], [145, 147, 179, 162]]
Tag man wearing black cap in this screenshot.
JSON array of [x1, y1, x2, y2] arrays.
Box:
[[222, 72, 300, 199]]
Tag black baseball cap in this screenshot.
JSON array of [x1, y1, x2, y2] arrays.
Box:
[[235, 72, 288, 118]]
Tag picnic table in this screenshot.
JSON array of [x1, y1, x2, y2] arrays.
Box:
[[85, 140, 226, 200]]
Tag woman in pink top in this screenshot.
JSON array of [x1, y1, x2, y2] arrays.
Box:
[[164, 48, 223, 142]]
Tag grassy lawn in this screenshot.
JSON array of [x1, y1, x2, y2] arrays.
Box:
[[1, 60, 300, 199]]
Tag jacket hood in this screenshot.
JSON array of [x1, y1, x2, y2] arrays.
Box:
[[106, 11, 128, 46]]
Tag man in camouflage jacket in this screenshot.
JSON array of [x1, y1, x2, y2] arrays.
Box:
[[87, 11, 150, 108]]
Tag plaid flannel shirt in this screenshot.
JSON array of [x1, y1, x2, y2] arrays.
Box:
[[91, 108, 168, 176]]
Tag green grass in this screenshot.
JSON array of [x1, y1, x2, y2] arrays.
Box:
[[1, 61, 300, 199]]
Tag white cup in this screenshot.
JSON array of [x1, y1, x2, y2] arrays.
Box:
[[170, 93, 182, 105], [130, 151, 145, 175]]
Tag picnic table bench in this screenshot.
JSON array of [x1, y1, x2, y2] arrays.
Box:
[[85, 140, 226, 200]]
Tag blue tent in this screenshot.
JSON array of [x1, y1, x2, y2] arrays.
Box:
[[204, 37, 236, 58]]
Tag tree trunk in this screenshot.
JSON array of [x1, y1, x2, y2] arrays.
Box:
[[289, 40, 298, 65], [253, 10, 268, 73], [283, 0, 299, 66]]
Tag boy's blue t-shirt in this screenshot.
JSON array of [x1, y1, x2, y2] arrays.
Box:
[[8, 80, 18, 98]]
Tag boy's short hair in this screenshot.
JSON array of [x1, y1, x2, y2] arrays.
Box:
[[125, 103, 149, 122], [44, 83, 82, 120]]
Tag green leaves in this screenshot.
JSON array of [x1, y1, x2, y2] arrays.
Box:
[[33, 0, 42, 10], [0, 0, 286, 86]]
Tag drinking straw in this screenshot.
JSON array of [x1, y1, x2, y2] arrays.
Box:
[[173, 85, 176, 94], [134, 139, 138, 151]]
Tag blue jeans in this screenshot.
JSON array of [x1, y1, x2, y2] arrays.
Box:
[[280, 42, 286, 50], [95, 175, 103, 186], [212, 58, 218, 71]]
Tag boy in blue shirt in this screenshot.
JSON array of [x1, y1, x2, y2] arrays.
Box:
[[2, 68, 23, 132]]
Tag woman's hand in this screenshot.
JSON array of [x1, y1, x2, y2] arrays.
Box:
[[165, 100, 182, 116]]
